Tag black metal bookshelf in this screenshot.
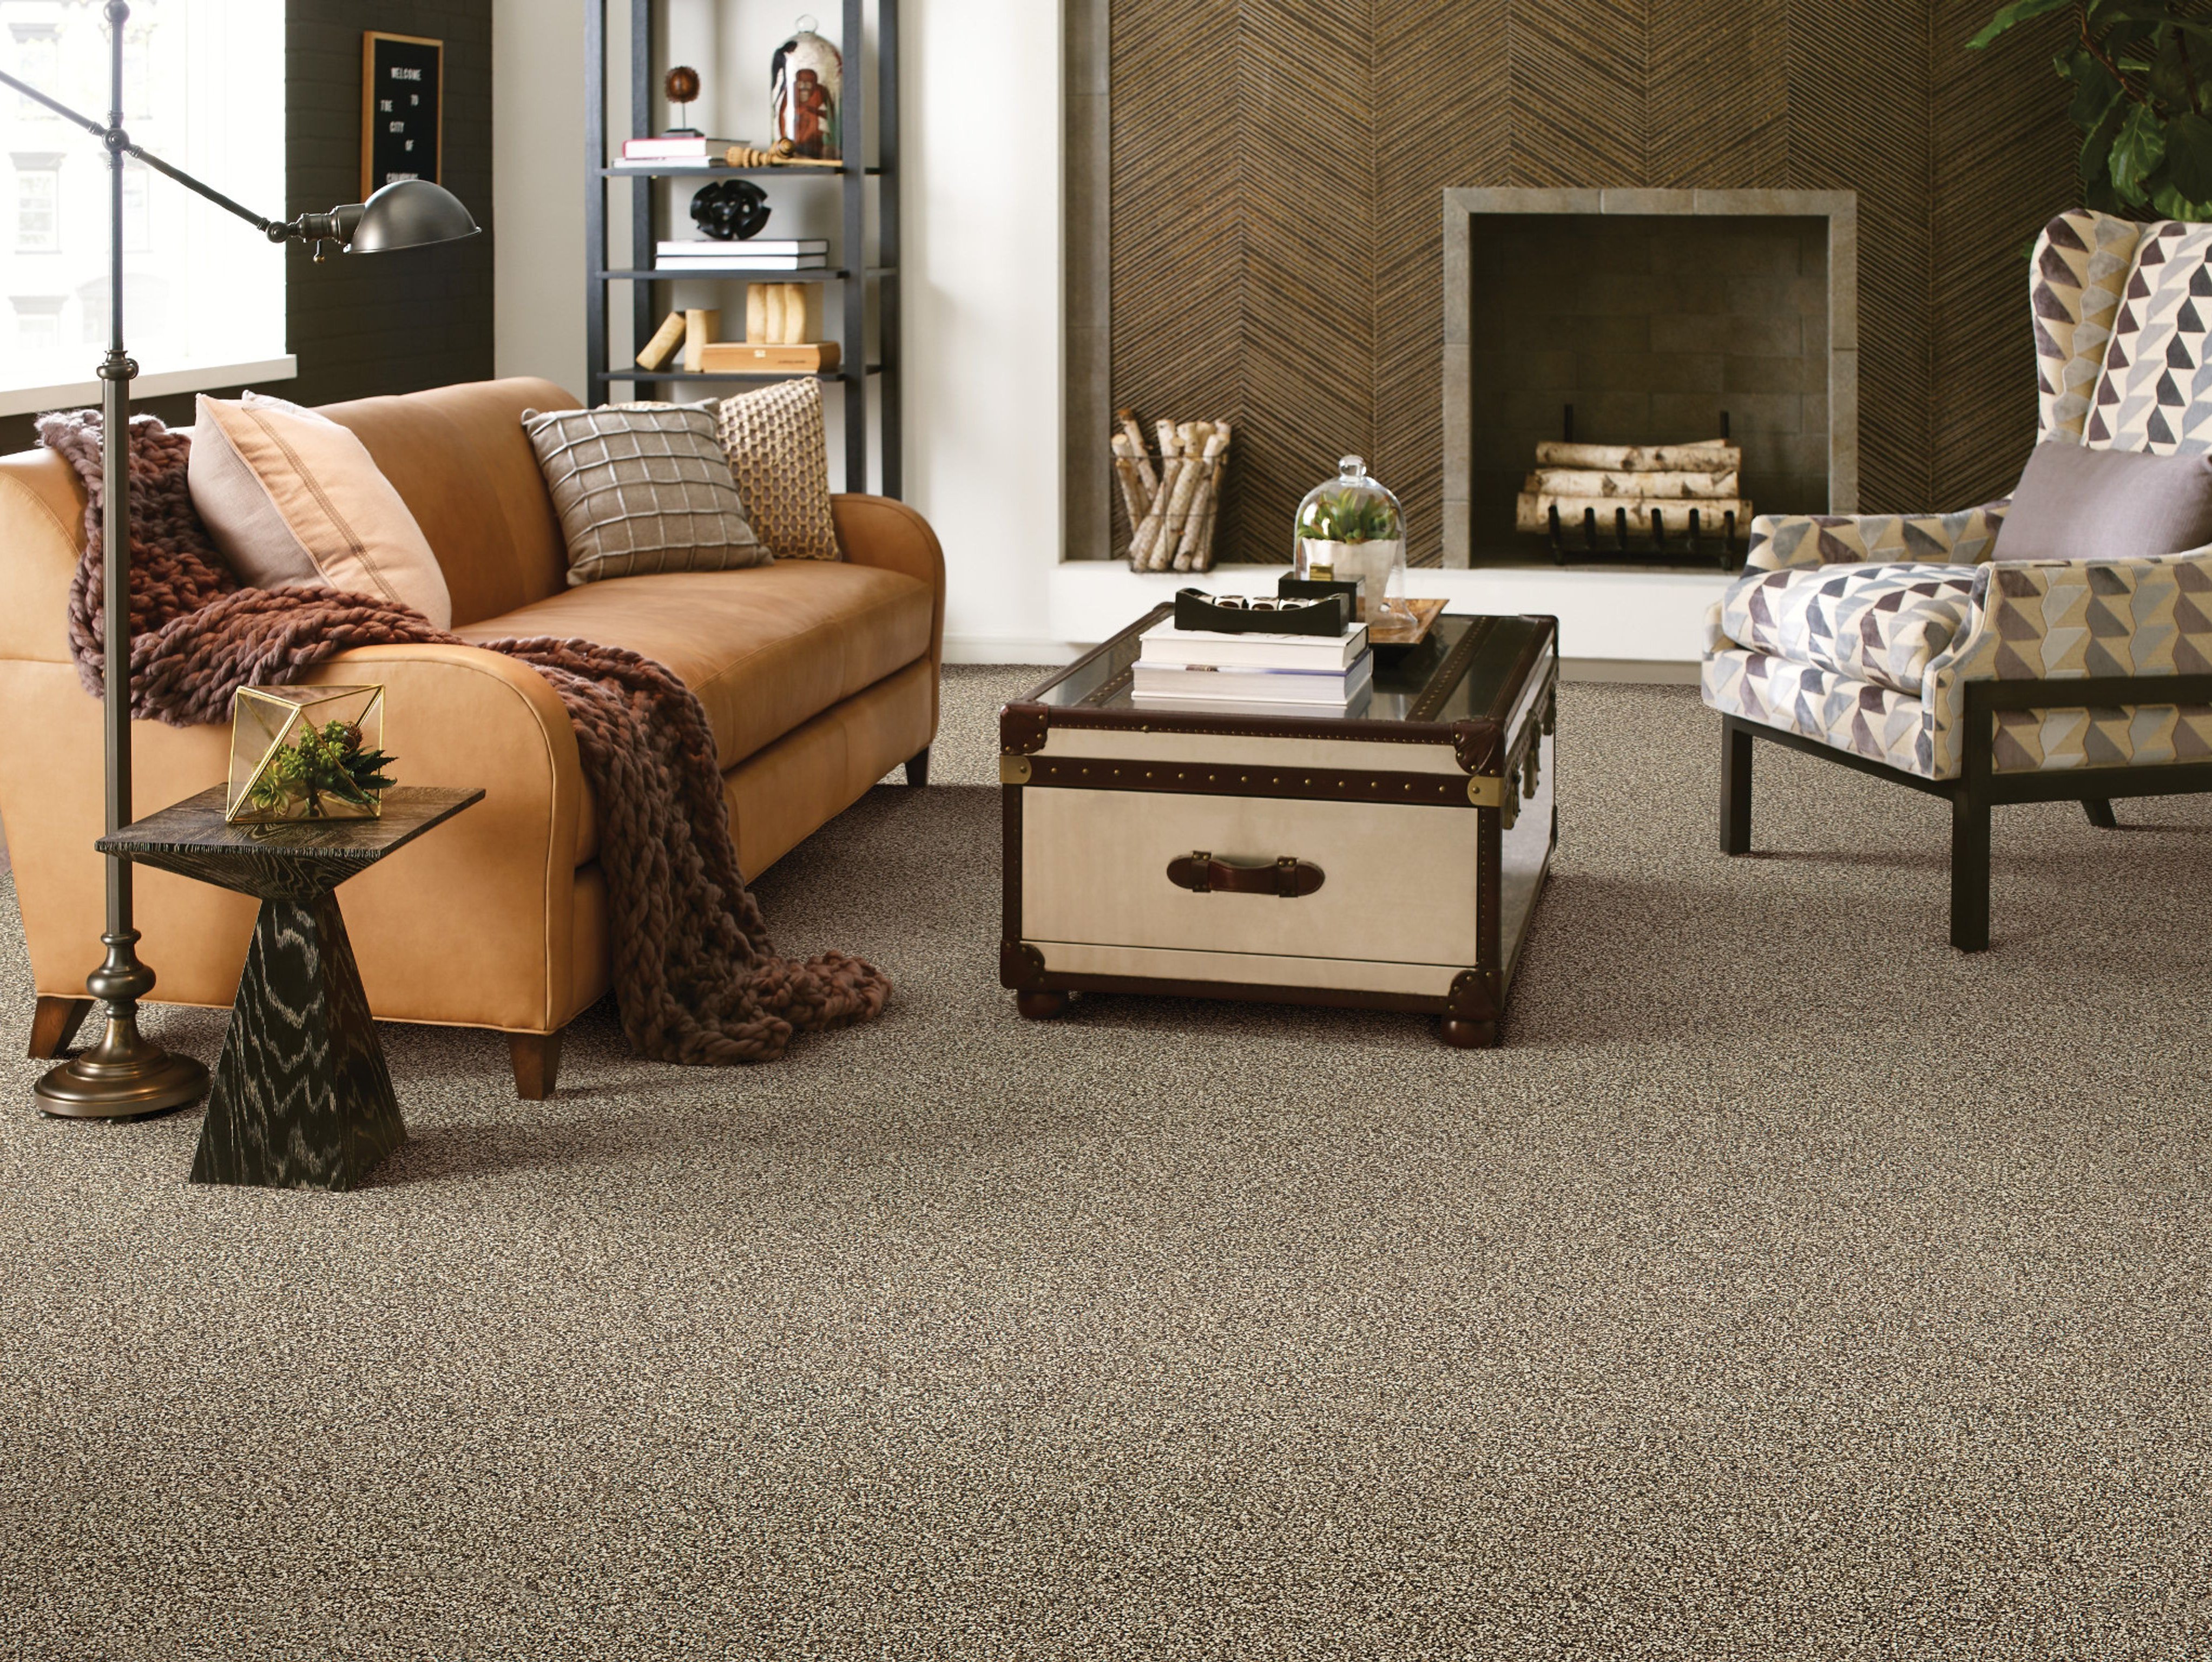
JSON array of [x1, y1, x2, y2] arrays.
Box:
[[584, 0, 900, 496]]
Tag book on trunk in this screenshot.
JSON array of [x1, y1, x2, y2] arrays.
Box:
[[1131, 653, 1376, 713], [1137, 618, 1369, 672]]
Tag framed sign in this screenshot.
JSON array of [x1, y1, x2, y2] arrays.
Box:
[[360, 31, 443, 200]]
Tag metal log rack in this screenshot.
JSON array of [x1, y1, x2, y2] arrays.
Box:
[[1542, 405, 1743, 572]]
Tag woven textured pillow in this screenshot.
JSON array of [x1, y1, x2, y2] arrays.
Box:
[[715, 379, 841, 560], [522, 401, 768, 586]]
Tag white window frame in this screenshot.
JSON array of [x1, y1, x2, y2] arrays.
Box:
[[13, 154, 60, 253]]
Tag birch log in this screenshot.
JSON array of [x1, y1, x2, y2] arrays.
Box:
[[1533, 440, 1740, 472], [1171, 426, 1230, 571], [1149, 423, 1210, 570], [1526, 467, 1739, 499], [1111, 431, 1149, 532], [1517, 493, 1751, 535], [1128, 422, 1186, 568], [1117, 408, 1158, 499]]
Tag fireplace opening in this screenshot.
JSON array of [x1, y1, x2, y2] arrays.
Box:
[[1443, 193, 1855, 571]]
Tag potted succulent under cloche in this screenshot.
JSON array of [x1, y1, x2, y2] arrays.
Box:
[[1294, 456, 1409, 627]]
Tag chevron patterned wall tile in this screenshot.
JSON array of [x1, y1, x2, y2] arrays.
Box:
[[1107, 1, 2081, 565]]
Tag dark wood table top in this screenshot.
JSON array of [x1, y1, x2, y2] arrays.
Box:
[[98, 785, 484, 900]]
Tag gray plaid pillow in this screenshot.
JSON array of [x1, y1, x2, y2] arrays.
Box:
[[522, 402, 768, 586]]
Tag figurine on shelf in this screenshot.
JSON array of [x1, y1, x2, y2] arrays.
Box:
[[771, 19, 841, 161], [664, 65, 703, 136], [691, 177, 770, 240]]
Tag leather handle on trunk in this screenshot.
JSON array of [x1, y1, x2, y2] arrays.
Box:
[[1167, 852, 1326, 898]]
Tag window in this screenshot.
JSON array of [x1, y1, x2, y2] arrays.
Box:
[[0, 1, 288, 413], [10, 26, 57, 118], [13, 157, 58, 252], [12, 295, 61, 352]]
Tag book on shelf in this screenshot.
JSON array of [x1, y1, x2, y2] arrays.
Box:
[[696, 341, 841, 374], [1130, 652, 1375, 713], [620, 135, 739, 160], [653, 252, 827, 272], [656, 239, 826, 256], [1136, 617, 1369, 672]]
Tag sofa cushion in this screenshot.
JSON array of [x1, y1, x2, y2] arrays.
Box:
[[452, 560, 933, 773], [716, 379, 841, 561], [190, 392, 454, 629], [521, 402, 768, 586], [1722, 562, 1980, 696]]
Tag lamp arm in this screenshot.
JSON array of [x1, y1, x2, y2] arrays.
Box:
[[0, 64, 293, 241]]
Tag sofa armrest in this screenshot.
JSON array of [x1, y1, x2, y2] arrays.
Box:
[[298, 642, 593, 1030], [834, 493, 945, 665], [1920, 548, 2212, 777], [1744, 502, 2009, 573]]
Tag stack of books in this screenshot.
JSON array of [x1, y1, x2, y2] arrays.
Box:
[[615, 136, 737, 167], [1131, 616, 1372, 715], [654, 238, 828, 273]]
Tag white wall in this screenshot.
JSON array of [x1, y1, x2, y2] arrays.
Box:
[[492, 0, 1064, 660]]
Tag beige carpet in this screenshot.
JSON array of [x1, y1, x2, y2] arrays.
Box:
[[3, 667, 2210, 1659]]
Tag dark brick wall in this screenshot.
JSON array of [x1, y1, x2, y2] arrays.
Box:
[[0, 0, 492, 457]]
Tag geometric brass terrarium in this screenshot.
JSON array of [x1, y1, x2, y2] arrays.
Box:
[[225, 685, 394, 825]]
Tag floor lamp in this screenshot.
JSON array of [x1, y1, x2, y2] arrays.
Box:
[[0, 1, 479, 1120]]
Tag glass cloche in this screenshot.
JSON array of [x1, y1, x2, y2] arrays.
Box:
[[1293, 455, 1409, 627]]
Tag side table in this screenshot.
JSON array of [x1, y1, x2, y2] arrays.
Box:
[[98, 784, 484, 1191]]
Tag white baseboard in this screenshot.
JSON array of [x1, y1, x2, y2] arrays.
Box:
[[944, 636, 1084, 666]]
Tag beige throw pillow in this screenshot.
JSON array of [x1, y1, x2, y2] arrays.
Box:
[[188, 391, 453, 629], [715, 379, 841, 560], [522, 401, 768, 586]]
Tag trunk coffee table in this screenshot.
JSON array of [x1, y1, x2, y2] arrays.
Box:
[[97, 783, 483, 1190], [1000, 608, 1557, 1046]]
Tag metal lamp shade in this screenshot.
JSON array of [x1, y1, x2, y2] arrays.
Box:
[[348, 179, 479, 253]]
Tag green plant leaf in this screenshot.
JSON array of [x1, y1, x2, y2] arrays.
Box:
[[2111, 100, 2169, 199], [1969, 0, 2075, 49], [2168, 110, 2212, 196], [2066, 50, 2126, 130], [2082, 97, 2126, 187]]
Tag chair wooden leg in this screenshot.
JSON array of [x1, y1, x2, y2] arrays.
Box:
[[2082, 797, 2118, 829], [1950, 790, 1992, 952], [509, 1030, 562, 1100], [903, 747, 930, 787], [1720, 720, 1753, 855], [26, 996, 93, 1060]]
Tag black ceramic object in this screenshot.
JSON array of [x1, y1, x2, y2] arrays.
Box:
[[691, 179, 771, 241]]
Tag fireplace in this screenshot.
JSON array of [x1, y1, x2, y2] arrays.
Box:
[[1442, 189, 1858, 570]]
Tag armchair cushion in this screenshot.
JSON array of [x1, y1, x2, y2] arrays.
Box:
[[1722, 562, 1980, 696], [1997, 439, 2212, 562]]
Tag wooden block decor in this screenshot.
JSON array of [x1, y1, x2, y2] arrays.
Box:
[[1105, 0, 2079, 566]]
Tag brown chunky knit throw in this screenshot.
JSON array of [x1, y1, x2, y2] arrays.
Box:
[[43, 410, 889, 1063]]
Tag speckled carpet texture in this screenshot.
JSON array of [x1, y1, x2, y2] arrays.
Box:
[[4, 668, 2210, 1659]]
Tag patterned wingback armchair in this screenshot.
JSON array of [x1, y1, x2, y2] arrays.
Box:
[[1703, 209, 2212, 949]]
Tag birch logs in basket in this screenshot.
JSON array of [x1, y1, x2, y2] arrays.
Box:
[[1115, 410, 1232, 571]]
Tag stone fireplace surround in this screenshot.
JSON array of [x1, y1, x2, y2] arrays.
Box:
[[1443, 188, 1860, 569]]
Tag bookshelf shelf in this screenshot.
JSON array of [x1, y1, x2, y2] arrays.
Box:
[[585, 0, 900, 496]]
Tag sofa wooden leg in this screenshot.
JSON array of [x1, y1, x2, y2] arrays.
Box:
[[2082, 797, 2118, 829], [510, 1030, 562, 1100], [27, 995, 93, 1060], [1950, 792, 1992, 952], [903, 747, 930, 788], [1720, 720, 1753, 855]]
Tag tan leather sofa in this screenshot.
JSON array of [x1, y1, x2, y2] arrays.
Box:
[[0, 378, 943, 1096]]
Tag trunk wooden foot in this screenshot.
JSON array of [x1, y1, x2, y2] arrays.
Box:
[[1016, 990, 1069, 1021], [1439, 1018, 1499, 1049], [27, 996, 94, 1060], [510, 1030, 562, 1100]]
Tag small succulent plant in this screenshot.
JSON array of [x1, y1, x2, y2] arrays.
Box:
[[247, 720, 396, 819], [1297, 489, 1401, 544]]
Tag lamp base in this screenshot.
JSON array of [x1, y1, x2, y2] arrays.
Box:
[[34, 1011, 208, 1120]]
